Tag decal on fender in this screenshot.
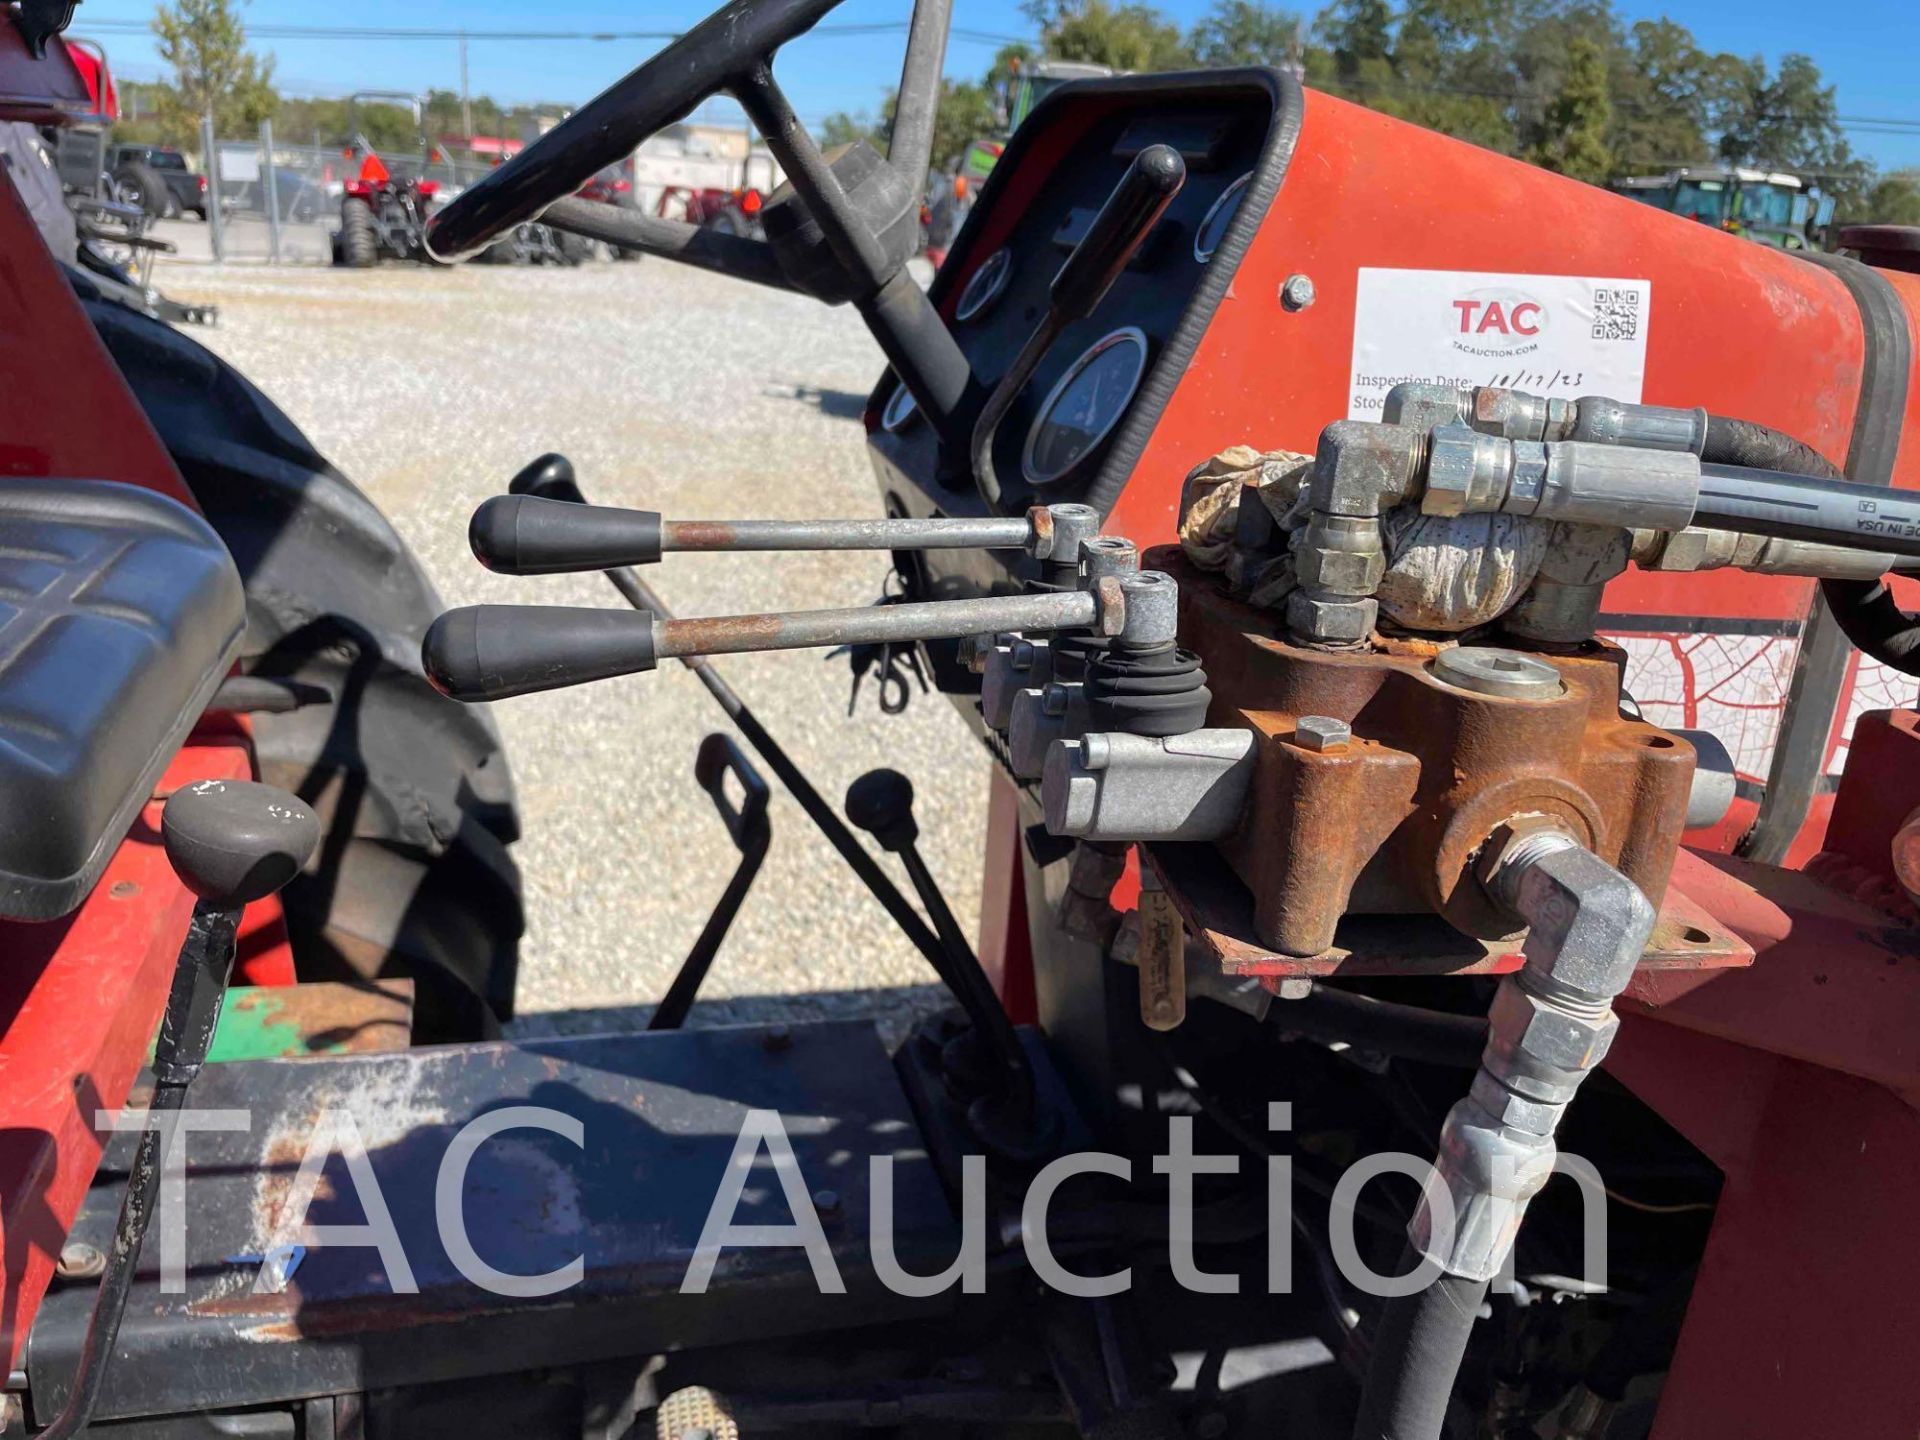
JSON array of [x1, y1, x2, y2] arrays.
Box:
[[1347, 268, 1652, 420]]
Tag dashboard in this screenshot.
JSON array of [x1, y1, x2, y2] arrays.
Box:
[[865, 70, 1302, 614]]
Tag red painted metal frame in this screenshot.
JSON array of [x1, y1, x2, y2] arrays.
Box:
[[0, 165, 292, 1362]]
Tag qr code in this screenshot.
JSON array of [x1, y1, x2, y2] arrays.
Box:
[[1591, 287, 1640, 341]]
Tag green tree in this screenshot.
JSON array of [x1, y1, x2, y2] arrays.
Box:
[[1314, 0, 1392, 73], [1190, 0, 1302, 67], [1023, 0, 1194, 70], [151, 0, 276, 135], [1855, 171, 1920, 226], [820, 110, 882, 151], [1527, 34, 1613, 180]]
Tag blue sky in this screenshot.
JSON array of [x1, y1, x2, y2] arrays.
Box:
[[83, 0, 1919, 168]]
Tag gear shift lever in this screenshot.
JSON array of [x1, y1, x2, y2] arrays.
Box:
[[40, 780, 319, 1440], [845, 768, 1055, 1158]]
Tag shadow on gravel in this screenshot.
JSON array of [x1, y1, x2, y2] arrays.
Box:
[[767, 382, 869, 420]]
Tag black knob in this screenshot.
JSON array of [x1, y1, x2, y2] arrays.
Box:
[[469, 494, 663, 575], [845, 768, 919, 852], [1049, 144, 1185, 323], [422, 604, 659, 701], [161, 780, 319, 909], [508, 452, 586, 504]]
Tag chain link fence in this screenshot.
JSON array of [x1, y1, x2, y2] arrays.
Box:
[[197, 122, 502, 263]]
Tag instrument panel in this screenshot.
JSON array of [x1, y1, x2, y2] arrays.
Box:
[[866, 70, 1301, 608]]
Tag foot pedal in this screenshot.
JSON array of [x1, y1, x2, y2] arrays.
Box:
[[655, 1386, 739, 1440]]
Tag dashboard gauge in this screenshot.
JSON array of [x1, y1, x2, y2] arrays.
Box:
[[1022, 327, 1149, 487], [955, 247, 1014, 321], [881, 381, 918, 432], [1193, 172, 1253, 262]]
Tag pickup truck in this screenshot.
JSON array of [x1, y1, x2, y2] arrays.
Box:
[[108, 144, 207, 219]]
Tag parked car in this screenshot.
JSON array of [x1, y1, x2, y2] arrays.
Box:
[[107, 144, 206, 219]]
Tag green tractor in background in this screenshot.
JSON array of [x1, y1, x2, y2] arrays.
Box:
[[1612, 164, 1837, 250]]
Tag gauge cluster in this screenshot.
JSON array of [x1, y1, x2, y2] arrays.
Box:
[[866, 70, 1293, 615]]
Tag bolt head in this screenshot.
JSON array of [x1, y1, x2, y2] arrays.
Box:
[[57, 1241, 105, 1280], [1294, 715, 1351, 752], [1280, 273, 1316, 311]]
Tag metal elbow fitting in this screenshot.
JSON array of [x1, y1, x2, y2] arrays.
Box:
[[1410, 826, 1657, 1281], [1041, 728, 1257, 842]]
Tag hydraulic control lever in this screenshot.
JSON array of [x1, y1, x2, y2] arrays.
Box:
[[971, 144, 1186, 505], [467, 493, 1102, 577], [42, 781, 319, 1440], [423, 575, 1163, 703]]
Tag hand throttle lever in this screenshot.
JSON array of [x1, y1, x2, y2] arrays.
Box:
[[467, 495, 1090, 576], [421, 570, 1182, 703], [972, 143, 1186, 504]]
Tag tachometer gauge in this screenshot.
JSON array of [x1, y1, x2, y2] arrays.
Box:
[[881, 381, 918, 432], [955, 247, 1013, 321], [1194, 172, 1252, 262], [1021, 327, 1149, 487]]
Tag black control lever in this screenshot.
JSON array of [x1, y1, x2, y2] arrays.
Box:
[[971, 144, 1186, 505], [422, 585, 1113, 702], [468, 493, 1044, 576], [846, 768, 1054, 1157]]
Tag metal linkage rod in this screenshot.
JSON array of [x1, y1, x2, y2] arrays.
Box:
[[653, 587, 1107, 660], [660, 514, 1037, 553]]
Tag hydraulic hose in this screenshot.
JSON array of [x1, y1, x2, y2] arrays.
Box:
[[1350, 1240, 1490, 1440], [1699, 413, 1920, 677], [1275, 985, 1489, 1070]]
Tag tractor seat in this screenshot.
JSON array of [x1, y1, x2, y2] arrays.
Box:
[[0, 479, 244, 921]]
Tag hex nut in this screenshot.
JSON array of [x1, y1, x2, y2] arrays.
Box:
[[1294, 715, 1351, 752], [1423, 426, 1484, 517], [1488, 979, 1620, 1073], [1286, 590, 1377, 645], [1296, 541, 1386, 596], [1475, 815, 1580, 908]]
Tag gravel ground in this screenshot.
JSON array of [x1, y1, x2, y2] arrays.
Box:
[[154, 247, 983, 1041]]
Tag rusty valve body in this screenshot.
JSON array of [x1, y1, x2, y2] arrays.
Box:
[[1160, 550, 1696, 956]]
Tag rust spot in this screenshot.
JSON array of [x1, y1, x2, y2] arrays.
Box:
[[1029, 505, 1055, 556], [662, 520, 737, 549], [661, 613, 787, 652]]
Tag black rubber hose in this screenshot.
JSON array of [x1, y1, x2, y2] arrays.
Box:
[[1351, 1242, 1491, 1440], [1699, 413, 1920, 678], [1276, 985, 1489, 1069]]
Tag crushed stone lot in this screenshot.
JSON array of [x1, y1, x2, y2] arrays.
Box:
[[157, 253, 988, 1040]]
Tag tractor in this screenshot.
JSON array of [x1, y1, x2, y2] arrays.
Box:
[[1610, 165, 1837, 250], [4, 0, 1920, 1436], [331, 90, 450, 266]]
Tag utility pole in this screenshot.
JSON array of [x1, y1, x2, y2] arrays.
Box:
[[459, 33, 474, 150]]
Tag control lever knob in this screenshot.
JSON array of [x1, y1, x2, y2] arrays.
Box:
[[470, 494, 663, 575], [508, 452, 586, 504], [422, 605, 657, 701], [845, 768, 918, 852], [1050, 143, 1185, 322], [162, 779, 319, 908]]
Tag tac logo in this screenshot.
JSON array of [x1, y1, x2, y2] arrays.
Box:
[[1447, 288, 1546, 355]]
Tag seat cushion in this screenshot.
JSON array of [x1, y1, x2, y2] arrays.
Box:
[[0, 478, 243, 919]]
